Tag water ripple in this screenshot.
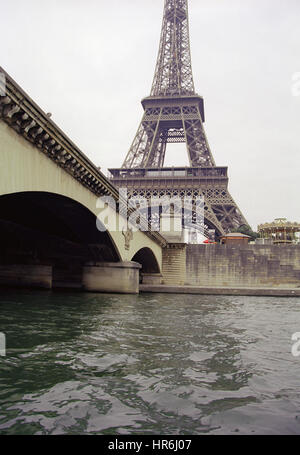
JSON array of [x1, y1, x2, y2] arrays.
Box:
[[0, 290, 300, 434]]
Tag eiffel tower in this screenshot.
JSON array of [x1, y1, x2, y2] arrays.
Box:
[[109, 0, 248, 240]]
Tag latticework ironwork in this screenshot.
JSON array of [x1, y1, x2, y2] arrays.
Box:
[[110, 0, 248, 237], [122, 0, 215, 169], [109, 167, 247, 238], [151, 0, 195, 97]]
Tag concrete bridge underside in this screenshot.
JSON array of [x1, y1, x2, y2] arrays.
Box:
[[0, 121, 163, 293]]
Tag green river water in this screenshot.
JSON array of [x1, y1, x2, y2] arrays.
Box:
[[0, 290, 299, 435]]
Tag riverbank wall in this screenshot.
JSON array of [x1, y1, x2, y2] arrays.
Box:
[[140, 284, 300, 297], [1, 244, 300, 296], [161, 244, 300, 289]]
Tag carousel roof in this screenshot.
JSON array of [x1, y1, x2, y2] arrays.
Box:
[[258, 218, 300, 231]]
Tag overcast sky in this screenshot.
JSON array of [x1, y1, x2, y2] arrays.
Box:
[[1, 0, 299, 230]]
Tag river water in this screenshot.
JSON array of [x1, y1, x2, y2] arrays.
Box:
[[0, 290, 299, 435]]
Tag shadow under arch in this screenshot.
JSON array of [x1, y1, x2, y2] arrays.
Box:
[[131, 247, 161, 284], [0, 191, 121, 288], [131, 247, 160, 273]]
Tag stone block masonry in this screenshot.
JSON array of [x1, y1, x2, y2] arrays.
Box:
[[162, 244, 186, 285], [184, 244, 300, 288]]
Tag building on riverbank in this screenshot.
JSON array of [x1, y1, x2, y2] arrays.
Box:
[[258, 218, 300, 244], [220, 233, 251, 246]]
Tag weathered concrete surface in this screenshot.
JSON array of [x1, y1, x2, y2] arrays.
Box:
[[141, 273, 163, 285], [158, 243, 300, 293], [0, 265, 52, 289], [140, 284, 300, 297], [162, 243, 186, 285], [82, 261, 141, 294], [185, 244, 300, 288]]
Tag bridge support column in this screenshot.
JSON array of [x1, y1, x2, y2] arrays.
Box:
[[0, 264, 52, 289], [82, 261, 141, 294], [162, 243, 187, 285]]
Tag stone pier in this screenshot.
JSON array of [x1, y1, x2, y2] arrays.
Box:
[[0, 264, 52, 289], [82, 261, 141, 294]]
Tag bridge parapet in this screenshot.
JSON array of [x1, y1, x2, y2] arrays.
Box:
[[0, 69, 113, 199]]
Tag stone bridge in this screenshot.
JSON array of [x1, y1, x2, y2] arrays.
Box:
[[0, 68, 167, 293]]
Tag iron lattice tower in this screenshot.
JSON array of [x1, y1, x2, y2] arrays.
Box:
[[109, 0, 248, 238]]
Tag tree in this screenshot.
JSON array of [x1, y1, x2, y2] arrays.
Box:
[[234, 224, 259, 241]]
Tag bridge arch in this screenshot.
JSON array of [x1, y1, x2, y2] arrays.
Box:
[[0, 118, 163, 276], [131, 247, 161, 274], [131, 247, 162, 285], [0, 191, 121, 258], [0, 191, 123, 288]]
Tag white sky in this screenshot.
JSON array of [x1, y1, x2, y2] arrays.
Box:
[[1, 0, 300, 231]]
